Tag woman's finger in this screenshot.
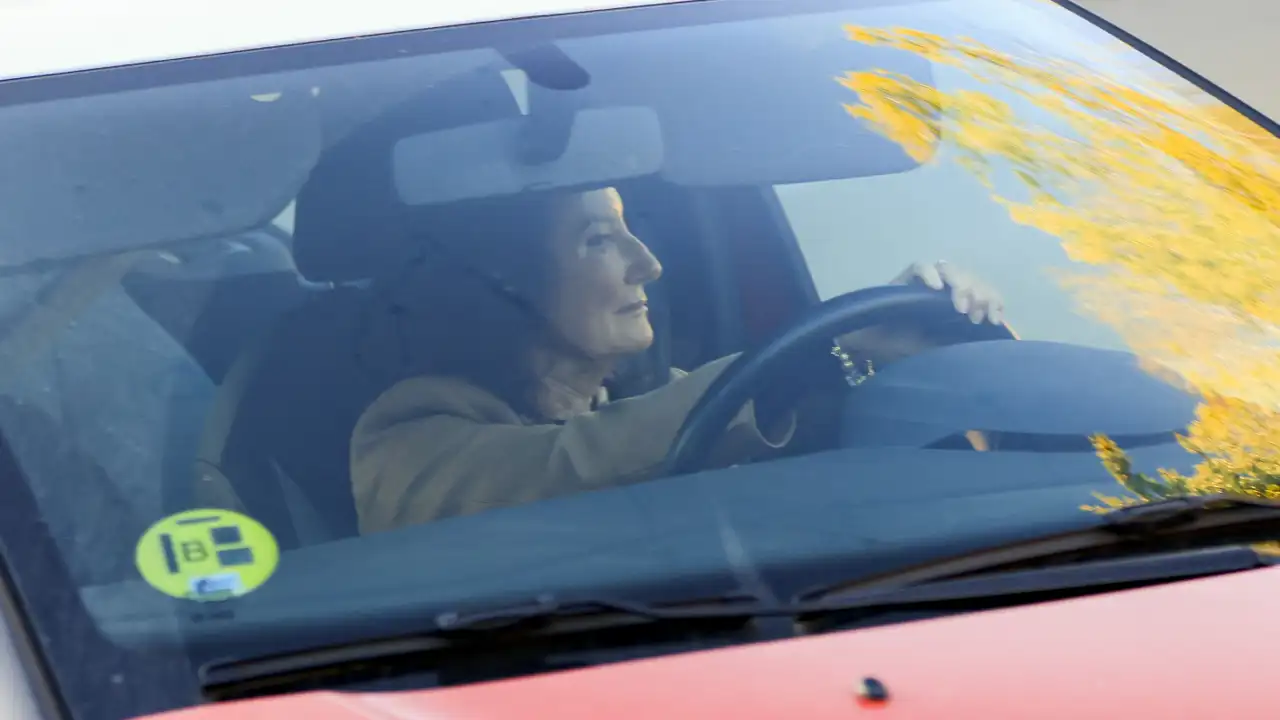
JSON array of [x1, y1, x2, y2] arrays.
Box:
[[968, 295, 987, 324], [938, 265, 1005, 326], [907, 261, 945, 290], [935, 263, 977, 316], [898, 261, 1006, 326], [955, 286, 986, 324], [936, 263, 972, 293]]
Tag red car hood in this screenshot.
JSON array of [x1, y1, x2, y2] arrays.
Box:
[[149, 565, 1280, 719]]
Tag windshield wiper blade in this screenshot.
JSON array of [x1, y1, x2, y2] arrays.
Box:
[[200, 590, 782, 699], [430, 590, 772, 636], [1099, 494, 1280, 532], [801, 494, 1280, 602]]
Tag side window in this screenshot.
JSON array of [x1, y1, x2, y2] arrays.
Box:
[[271, 200, 296, 236]]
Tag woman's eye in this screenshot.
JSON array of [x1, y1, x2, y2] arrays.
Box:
[[584, 234, 611, 249]]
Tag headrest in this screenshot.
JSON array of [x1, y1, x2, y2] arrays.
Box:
[[292, 69, 521, 283]]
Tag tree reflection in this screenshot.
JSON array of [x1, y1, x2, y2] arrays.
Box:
[[839, 25, 1280, 508]]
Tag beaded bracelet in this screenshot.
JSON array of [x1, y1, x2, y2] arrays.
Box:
[[830, 342, 875, 387]]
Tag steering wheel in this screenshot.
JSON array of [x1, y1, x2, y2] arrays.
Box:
[[661, 284, 1016, 476]]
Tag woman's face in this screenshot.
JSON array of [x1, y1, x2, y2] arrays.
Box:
[[541, 188, 663, 360]]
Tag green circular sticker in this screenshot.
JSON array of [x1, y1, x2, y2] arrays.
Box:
[[135, 509, 279, 601]]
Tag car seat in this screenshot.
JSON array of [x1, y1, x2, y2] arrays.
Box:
[[195, 68, 674, 548], [120, 229, 318, 515]]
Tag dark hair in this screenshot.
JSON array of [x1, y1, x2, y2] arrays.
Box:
[[359, 190, 577, 420]]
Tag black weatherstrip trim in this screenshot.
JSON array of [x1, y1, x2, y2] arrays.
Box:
[[0, 413, 197, 719]]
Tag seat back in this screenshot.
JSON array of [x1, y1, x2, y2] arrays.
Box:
[[210, 286, 383, 545], [201, 69, 529, 545], [208, 268, 677, 547]]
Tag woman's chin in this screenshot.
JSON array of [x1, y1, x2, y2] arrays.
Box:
[[577, 320, 653, 358], [616, 329, 655, 355], [613, 319, 654, 352], [620, 337, 655, 355]]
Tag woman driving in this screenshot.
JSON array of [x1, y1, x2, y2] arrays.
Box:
[[351, 187, 1005, 534]]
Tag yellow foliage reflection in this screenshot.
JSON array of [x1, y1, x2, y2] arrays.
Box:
[[839, 25, 1280, 508]]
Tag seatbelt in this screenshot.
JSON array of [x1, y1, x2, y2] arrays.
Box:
[[0, 251, 153, 379], [190, 304, 336, 546], [189, 332, 267, 515]]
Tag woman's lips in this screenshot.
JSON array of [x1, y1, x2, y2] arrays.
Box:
[[617, 300, 648, 315]]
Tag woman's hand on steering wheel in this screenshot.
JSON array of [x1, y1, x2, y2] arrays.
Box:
[[835, 261, 1006, 366], [894, 260, 1004, 325]]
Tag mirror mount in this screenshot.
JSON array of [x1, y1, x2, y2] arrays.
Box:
[[514, 85, 581, 166], [500, 44, 592, 166]]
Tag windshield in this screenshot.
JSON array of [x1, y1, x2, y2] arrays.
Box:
[[3, 0, 1278, 716]]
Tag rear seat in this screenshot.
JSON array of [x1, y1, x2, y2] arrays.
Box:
[[121, 229, 318, 514]]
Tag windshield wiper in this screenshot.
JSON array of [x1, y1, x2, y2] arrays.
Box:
[[801, 494, 1280, 602], [430, 591, 773, 635], [201, 495, 1280, 701], [200, 589, 783, 700], [1100, 494, 1280, 531]]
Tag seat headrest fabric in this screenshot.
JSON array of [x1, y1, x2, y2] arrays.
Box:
[[293, 70, 521, 282]]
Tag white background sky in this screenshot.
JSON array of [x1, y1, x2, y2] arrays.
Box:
[[1076, 0, 1280, 118]]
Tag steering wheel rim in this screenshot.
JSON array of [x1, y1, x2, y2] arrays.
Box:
[[662, 284, 1012, 476]]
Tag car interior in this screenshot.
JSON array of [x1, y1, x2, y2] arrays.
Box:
[[0, 10, 1241, 719], [0, 34, 1199, 584], [0, 2, 960, 580], [116, 78, 817, 550]]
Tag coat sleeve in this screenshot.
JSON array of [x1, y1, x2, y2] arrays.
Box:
[[351, 354, 794, 533]]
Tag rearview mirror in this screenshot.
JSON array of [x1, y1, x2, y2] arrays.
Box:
[[392, 106, 663, 206]]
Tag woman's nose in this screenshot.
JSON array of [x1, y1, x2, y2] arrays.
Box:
[[624, 234, 663, 285]]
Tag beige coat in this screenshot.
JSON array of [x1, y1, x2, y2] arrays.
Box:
[[350, 354, 792, 534]]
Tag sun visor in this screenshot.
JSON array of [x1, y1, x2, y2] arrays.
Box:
[[558, 14, 938, 186], [657, 43, 935, 186], [0, 83, 321, 269]]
